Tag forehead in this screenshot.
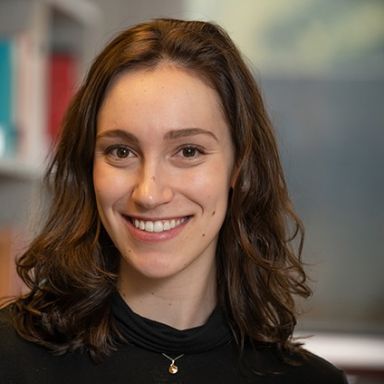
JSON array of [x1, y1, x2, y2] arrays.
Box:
[[101, 64, 220, 110], [97, 64, 230, 139]]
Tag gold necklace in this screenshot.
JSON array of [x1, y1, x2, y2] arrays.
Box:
[[161, 353, 184, 374]]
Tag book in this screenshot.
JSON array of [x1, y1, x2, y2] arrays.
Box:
[[0, 38, 16, 158], [47, 53, 77, 143]]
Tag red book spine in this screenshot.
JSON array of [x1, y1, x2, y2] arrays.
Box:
[[47, 53, 77, 143]]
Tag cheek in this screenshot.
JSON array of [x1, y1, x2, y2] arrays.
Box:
[[186, 168, 231, 212], [206, 168, 233, 219], [93, 164, 130, 209]]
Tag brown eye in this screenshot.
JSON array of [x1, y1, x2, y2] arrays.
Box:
[[115, 146, 130, 158], [105, 144, 134, 160], [182, 146, 199, 157]]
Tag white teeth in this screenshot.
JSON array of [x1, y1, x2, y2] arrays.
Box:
[[153, 221, 163, 232], [132, 218, 186, 233], [145, 221, 154, 232]]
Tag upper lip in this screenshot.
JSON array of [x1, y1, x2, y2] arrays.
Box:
[[122, 214, 191, 221]]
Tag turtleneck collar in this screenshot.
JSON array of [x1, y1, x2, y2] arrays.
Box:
[[111, 291, 233, 355]]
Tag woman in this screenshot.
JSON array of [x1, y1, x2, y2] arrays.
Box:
[[0, 19, 347, 383]]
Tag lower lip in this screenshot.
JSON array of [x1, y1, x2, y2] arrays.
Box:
[[122, 216, 190, 242]]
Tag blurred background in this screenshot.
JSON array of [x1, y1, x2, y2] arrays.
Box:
[[0, 0, 383, 382]]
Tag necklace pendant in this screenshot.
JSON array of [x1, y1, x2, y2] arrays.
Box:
[[162, 353, 184, 375], [169, 363, 178, 374]]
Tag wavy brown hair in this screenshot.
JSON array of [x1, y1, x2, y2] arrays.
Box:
[[9, 18, 311, 361]]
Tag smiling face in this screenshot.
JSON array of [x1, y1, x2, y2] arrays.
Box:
[[93, 64, 234, 284]]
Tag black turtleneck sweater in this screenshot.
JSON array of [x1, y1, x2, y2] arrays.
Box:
[[0, 293, 347, 384]]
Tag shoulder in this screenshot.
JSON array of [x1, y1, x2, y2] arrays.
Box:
[[0, 305, 34, 382], [0, 305, 21, 355], [242, 344, 348, 384], [0, 305, 45, 370], [0, 305, 66, 381], [287, 350, 348, 384], [0, 305, 35, 353], [0, 306, 95, 383]]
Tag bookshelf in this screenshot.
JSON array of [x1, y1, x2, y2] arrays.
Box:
[[0, 0, 100, 298]]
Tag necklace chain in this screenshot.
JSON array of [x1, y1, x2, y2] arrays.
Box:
[[161, 353, 184, 375]]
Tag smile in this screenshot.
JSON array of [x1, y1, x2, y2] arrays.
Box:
[[130, 217, 188, 233]]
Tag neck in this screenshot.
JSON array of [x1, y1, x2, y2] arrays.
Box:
[[117, 262, 217, 330]]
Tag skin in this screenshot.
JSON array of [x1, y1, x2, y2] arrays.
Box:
[[93, 63, 234, 330]]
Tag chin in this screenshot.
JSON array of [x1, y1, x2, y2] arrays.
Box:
[[120, 252, 182, 281]]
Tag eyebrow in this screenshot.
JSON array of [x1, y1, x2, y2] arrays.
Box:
[[164, 128, 218, 142], [96, 129, 139, 146], [96, 128, 219, 143]]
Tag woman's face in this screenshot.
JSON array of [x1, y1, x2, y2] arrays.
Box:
[[93, 64, 234, 281]]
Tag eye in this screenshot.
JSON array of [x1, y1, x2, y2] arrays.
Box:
[[115, 146, 130, 158], [181, 146, 200, 158], [178, 145, 206, 159], [172, 144, 207, 167], [105, 144, 134, 160]]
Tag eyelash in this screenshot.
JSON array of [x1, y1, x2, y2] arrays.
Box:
[[104, 144, 134, 159], [103, 144, 206, 163], [177, 145, 205, 159]]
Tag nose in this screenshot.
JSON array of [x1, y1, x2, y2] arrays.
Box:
[[131, 161, 174, 209]]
